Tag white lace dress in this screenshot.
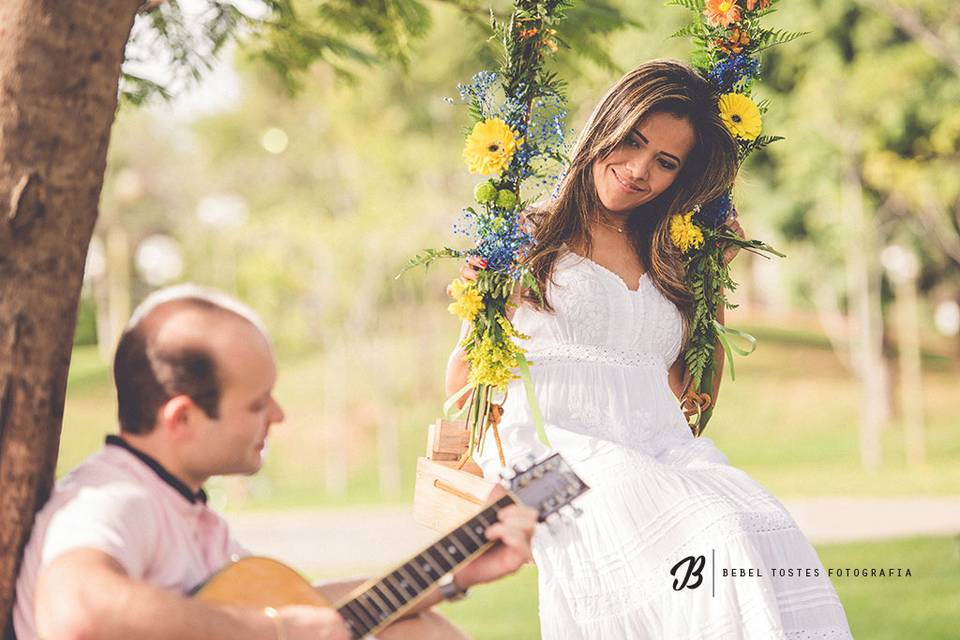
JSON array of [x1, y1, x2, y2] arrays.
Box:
[[473, 251, 853, 640]]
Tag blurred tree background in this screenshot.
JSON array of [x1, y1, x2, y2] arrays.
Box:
[[64, 0, 960, 506]]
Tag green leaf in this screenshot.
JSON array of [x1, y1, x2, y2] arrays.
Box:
[[395, 247, 462, 278]]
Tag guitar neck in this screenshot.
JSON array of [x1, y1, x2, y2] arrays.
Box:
[[335, 494, 516, 639]]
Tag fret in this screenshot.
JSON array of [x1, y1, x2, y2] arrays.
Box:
[[474, 509, 496, 528], [462, 518, 486, 546], [436, 536, 463, 562], [445, 531, 472, 558], [363, 585, 389, 615], [371, 582, 401, 612], [400, 562, 431, 590], [336, 605, 367, 639], [380, 574, 409, 609], [392, 569, 420, 597], [427, 545, 455, 571], [339, 601, 374, 637], [416, 550, 445, 578], [453, 528, 480, 554], [356, 590, 388, 623], [405, 556, 434, 588]]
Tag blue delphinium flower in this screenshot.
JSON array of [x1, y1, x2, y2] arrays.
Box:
[[472, 207, 533, 275], [695, 192, 733, 229], [708, 54, 760, 93]]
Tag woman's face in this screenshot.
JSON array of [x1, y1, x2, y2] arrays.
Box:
[[591, 111, 695, 214]]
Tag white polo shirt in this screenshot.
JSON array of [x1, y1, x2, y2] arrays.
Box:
[[13, 436, 248, 639]]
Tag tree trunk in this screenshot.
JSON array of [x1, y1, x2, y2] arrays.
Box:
[[0, 0, 141, 633], [843, 166, 887, 470]]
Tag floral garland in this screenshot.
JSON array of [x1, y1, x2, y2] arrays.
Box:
[[669, 0, 804, 433], [401, 0, 571, 463]]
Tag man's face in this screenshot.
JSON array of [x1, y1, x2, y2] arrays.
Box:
[[192, 322, 285, 477]]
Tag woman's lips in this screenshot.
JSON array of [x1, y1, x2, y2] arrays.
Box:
[[612, 168, 645, 194]]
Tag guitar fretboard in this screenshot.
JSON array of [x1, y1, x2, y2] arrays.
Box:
[[336, 495, 515, 638]]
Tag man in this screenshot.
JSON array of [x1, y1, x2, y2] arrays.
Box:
[[13, 285, 538, 640]]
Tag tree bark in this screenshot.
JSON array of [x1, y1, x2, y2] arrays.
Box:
[[843, 166, 888, 471], [0, 0, 141, 633]]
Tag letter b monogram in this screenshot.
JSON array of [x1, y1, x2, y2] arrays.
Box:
[[670, 555, 706, 591]]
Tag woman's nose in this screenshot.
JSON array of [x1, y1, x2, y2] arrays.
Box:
[[625, 151, 652, 181]]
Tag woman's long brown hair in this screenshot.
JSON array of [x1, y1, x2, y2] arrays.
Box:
[[524, 58, 739, 349]]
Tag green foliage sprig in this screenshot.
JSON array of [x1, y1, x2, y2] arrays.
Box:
[[668, 0, 801, 433]]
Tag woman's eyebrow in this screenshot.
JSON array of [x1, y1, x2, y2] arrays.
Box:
[[631, 129, 682, 163]]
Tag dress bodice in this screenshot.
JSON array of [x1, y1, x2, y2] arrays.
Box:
[[474, 250, 695, 477], [515, 251, 685, 370]]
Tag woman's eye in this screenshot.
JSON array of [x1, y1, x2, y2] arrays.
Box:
[[625, 137, 641, 148], [659, 160, 678, 170]]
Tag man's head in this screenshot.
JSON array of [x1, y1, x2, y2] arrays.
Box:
[[113, 285, 284, 484]]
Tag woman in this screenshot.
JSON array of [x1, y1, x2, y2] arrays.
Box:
[[445, 59, 853, 639]]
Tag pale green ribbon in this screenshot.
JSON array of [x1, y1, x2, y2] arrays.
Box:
[[712, 319, 757, 381], [443, 382, 474, 420], [517, 353, 551, 447], [442, 354, 551, 455]]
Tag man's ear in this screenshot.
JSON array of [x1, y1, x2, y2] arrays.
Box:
[[158, 395, 195, 438]]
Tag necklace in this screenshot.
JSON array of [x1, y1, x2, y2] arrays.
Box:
[[595, 214, 625, 234]]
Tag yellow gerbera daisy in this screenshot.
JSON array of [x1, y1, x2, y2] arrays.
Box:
[[463, 118, 520, 175], [670, 211, 705, 254], [447, 278, 484, 321], [718, 93, 762, 141]]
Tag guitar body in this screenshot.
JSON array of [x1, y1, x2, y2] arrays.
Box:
[[193, 556, 329, 609]]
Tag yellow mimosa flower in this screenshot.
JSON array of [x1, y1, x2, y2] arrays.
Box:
[[670, 211, 705, 254]]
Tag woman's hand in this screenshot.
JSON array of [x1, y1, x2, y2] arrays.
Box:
[[447, 256, 523, 321], [446, 256, 488, 293], [721, 207, 746, 266]]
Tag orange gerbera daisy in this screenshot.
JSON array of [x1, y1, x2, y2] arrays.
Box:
[[704, 0, 741, 28]]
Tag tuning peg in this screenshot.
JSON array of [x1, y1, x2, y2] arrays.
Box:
[[544, 512, 561, 535], [499, 466, 516, 481], [571, 506, 584, 519], [513, 453, 536, 474]]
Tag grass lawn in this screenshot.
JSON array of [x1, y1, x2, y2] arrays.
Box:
[[438, 536, 960, 639], [59, 312, 960, 508]]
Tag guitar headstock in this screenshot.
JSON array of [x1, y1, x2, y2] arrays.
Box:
[[503, 452, 589, 522]]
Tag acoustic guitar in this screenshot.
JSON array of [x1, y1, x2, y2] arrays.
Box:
[[192, 452, 589, 639]]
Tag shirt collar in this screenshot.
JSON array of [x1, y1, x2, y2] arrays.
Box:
[[106, 435, 208, 504]]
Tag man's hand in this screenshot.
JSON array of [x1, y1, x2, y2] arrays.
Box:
[[276, 605, 351, 640], [453, 486, 538, 590]]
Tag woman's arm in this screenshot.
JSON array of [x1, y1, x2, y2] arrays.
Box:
[[668, 300, 725, 404], [669, 209, 742, 407], [445, 319, 472, 402]]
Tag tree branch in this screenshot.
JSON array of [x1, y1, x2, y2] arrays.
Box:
[[856, 0, 960, 75]]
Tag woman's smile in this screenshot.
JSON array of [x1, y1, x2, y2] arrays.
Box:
[[611, 167, 646, 194]]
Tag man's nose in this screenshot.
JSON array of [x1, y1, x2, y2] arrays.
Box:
[[269, 398, 285, 424]]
